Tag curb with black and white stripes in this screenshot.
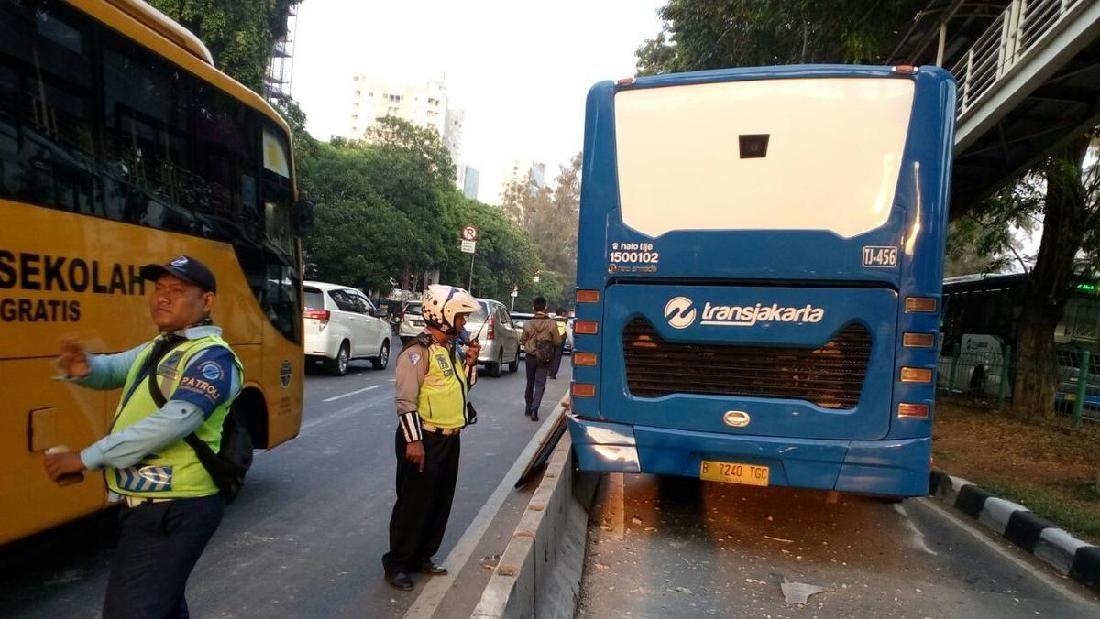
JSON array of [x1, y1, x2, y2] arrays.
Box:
[[929, 470, 1100, 594]]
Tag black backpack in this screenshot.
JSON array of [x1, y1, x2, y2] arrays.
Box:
[[146, 352, 252, 504]]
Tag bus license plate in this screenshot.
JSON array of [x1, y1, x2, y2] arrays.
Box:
[[699, 460, 769, 486]]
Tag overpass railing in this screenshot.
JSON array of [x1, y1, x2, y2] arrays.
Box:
[[951, 0, 1085, 117]]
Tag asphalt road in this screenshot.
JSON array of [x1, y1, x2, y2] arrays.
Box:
[[1, 357, 571, 618], [579, 473, 1100, 618]]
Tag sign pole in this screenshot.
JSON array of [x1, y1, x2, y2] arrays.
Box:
[[468, 251, 475, 292], [460, 224, 479, 293]]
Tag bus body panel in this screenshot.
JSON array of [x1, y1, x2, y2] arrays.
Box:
[[0, 203, 305, 544], [2, 357, 111, 543], [571, 65, 955, 497], [568, 418, 932, 496], [599, 284, 897, 441], [0, 0, 304, 544]]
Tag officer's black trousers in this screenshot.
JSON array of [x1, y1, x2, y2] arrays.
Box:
[[383, 428, 460, 575], [103, 494, 224, 619]]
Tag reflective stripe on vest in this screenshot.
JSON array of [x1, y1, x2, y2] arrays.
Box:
[[416, 343, 468, 429], [107, 335, 243, 498]]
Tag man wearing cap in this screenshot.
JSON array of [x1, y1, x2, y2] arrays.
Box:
[[43, 254, 243, 619]]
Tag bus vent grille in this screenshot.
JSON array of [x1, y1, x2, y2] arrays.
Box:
[[622, 319, 871, 409]]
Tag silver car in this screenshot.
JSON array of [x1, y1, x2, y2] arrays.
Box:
[[465, 299, 522, 377], [398, 301, 425, 343]]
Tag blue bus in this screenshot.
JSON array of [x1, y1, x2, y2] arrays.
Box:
[[567, 65, 955, 497]]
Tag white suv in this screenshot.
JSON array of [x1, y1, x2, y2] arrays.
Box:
[[303, 281, 392, 375]]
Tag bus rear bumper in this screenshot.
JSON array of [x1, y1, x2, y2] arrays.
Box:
[[568, 417, 931, 497]]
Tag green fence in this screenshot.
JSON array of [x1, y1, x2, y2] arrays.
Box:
[[936, 346, 1099, 423]]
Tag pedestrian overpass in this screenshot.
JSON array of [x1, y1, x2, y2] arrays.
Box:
[[890, 0, 1100, 211]]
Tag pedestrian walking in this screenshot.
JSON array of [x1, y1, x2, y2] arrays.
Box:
[[550, 307, 569, 379], [43, 255, 243, 619], [520, 297, 562, 421], [382, 284, 481, 591]]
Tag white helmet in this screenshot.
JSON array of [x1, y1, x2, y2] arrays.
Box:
[[421, 284, 479, 336]]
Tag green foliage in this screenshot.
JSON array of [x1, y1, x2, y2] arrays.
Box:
[[295, 114, 538, 301], [500, 154, 581, 309], [636, 0, 926, 74], [148, 0, 300, 93], [439, 194, 541, 306]]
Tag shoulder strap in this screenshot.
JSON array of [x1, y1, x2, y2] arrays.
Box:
[[145, 342, 237, 494]]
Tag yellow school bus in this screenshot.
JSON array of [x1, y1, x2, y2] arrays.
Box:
[[0, 0, 308, 545]]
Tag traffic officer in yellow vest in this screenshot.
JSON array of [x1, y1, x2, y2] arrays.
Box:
[[43, 255, 242, 619], [382, 284, 480, 591]]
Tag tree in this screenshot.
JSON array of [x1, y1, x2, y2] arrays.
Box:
[[298, 142, 429, 292], [148, 0, 300, 93], [940, 134, 1100, 417], [636, 0, 926, 74], [500, 154, 581, 308], [439, 195, 541, 305]]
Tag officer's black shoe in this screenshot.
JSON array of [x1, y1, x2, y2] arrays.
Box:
[[385, 571, 414, 591], [531, 413, 539, 422], [418, 560, 448, 576]]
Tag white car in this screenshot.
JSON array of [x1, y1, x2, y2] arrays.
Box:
[[303, 281, 392, 375]]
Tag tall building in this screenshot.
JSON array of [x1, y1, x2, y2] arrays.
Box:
[[347, 74, 463, 163], [503, 159, 548, 191], [457, 165, 479, 201]]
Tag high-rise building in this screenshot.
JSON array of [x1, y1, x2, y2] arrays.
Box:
[[503, 159, 548, 190], [347, 74, 463, 163], [457, 165, 480, 201]]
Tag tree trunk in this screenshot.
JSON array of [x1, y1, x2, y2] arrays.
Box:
[[1011, 136, 1092, 418]]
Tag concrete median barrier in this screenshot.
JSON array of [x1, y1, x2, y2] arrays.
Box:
[[471, 406, 589, 618]]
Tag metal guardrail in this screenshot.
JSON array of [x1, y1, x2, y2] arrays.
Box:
[[937, 346, 1100, 422], [951, 0, 1085, 117]]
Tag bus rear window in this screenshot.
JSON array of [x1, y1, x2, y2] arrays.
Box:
[[613, 78, 915, 238]]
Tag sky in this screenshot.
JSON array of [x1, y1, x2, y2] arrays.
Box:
[[292, 0, 666, 203]]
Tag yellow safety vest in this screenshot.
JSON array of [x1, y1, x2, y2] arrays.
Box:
[[416, 342, 469, 429], [107, 335, 243, 498]]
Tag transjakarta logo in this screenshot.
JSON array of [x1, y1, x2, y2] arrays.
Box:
[[664, 297, 697, 329], [664, 297, 825, 328]]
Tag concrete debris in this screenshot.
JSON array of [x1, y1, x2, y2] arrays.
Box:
[[479, 554, 502, 570], [631, 516, 643, 526], [764, 536, 794, 544], [781, 581, 829, 605]]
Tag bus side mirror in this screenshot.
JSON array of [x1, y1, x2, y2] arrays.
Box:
[[293, 196, 315, 236]]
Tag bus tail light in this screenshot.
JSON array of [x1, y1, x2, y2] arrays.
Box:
[[576, 289, 600, 303], [574, 352, 598, 366], [903, 332, 935, 348], [574, 320, 599, 335], [905, 297, 937, 313], [573, 383, 596, 398], [898, 403, 929, 418], [900, 367, 933, 383]]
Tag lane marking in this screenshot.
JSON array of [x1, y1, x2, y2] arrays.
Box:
[[322, 385, 379, 403], [893, 503, 938, 556], [404, 398, 569, 619], [915, 498, 1093, 604], [608, 472, 625, 539], [299, 391, 390, 435]]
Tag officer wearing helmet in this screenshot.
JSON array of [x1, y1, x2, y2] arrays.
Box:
[[382, 284, 481, 591]]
